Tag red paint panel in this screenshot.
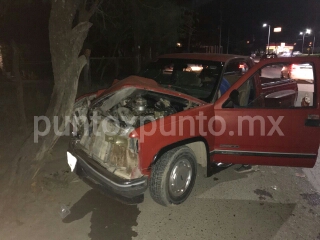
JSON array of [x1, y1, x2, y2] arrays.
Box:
[[212, 154, 316, 168]]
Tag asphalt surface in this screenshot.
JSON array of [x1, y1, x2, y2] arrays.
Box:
[[0, 138, 319, 240]]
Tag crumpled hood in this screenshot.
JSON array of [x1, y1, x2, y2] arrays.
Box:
[[72, 76, 204, 180], [93, 75, 206, 106]]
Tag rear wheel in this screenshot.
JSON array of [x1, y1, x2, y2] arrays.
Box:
[[149, 146, 197, 206]]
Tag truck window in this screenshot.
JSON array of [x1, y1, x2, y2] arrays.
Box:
[[223, 60, 250, 87], [224, 62, 315, 108]]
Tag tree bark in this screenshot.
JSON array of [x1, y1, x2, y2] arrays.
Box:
[[36, 0, 93, 161], [7, 0, 94, 193], [0, 0, 101, 221]]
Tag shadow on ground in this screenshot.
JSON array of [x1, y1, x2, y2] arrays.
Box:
[[63, 189, 140, 240]]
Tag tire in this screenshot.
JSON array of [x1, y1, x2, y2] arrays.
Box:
[[149, 146, 197, 206]]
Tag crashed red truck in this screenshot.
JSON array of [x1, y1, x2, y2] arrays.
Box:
[[67, 54, 320, 206]]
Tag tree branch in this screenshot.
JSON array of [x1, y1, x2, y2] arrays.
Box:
[[77, 55, 88, 71], [79, 0, 101, 22], [69, 21, 93, 42]]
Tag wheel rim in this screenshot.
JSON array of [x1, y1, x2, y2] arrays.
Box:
[[168, 158, 192, 198]]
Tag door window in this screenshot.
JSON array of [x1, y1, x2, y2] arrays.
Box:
[[224, 62, 315, 108], [223, 60, 250, 87]]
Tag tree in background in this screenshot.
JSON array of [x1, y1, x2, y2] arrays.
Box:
[[89, 0, 187, 67], [2, 0, 101, 208]]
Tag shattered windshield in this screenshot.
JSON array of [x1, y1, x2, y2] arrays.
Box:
[[139, 58, 224, 101]]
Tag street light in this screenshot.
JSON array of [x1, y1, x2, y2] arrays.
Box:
[[300, 29, 312, 53], [263, 23, 271, 53]]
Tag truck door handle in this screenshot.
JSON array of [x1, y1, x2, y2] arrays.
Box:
[[305, 119, 320, 127]]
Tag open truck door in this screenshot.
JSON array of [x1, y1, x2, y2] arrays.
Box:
[[212, 57, 320, 168]]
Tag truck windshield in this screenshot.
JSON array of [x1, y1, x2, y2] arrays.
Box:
[[139, 58, 224, 101]]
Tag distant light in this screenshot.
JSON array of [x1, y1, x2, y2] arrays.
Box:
[[247, 41, 250, 44], [294, 43, 296, 45], [300, 32, 303, 35], [263, 23, 268, 27], [306, 29, 311, 34], [190, 66, 203, 71], [274, 27, 282, 32], [177, 43, 181, 47]]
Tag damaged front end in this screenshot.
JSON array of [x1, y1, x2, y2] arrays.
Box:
[[68, 86, 197, 201]]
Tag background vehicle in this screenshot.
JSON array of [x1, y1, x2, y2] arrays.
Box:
[[281, 63, 314, 83], [292, 51, 302, 56], [277, 52, 291, 57]]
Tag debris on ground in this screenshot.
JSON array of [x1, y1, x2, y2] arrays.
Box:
[[59, 204, 71, 219], [252, 165, 260, 172], [41, 169, 73, 190], [271, 186, 278, 191], [71, 177, 80, 183], [295, 173, 306, 178]]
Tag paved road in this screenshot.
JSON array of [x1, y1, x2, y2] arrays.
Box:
[[0, 138, 319, 240]]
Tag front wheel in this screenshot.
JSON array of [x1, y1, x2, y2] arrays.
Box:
[[149, 146, 197, 206]]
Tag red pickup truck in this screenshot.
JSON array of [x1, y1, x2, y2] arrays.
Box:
[[68, 54, 319, 206]]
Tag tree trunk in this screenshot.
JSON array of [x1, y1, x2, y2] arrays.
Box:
[[0, 1, 102, 224], [2, 0, 95, 218]]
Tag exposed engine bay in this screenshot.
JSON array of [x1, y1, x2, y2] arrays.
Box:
[[72, 87, 198, 179]]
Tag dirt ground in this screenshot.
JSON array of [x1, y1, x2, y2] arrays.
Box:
[[0, 82, 320, 240]]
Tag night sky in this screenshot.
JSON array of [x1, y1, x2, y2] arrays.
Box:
[[193, 0, 319, 47], [1, 0, 319, 56]]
